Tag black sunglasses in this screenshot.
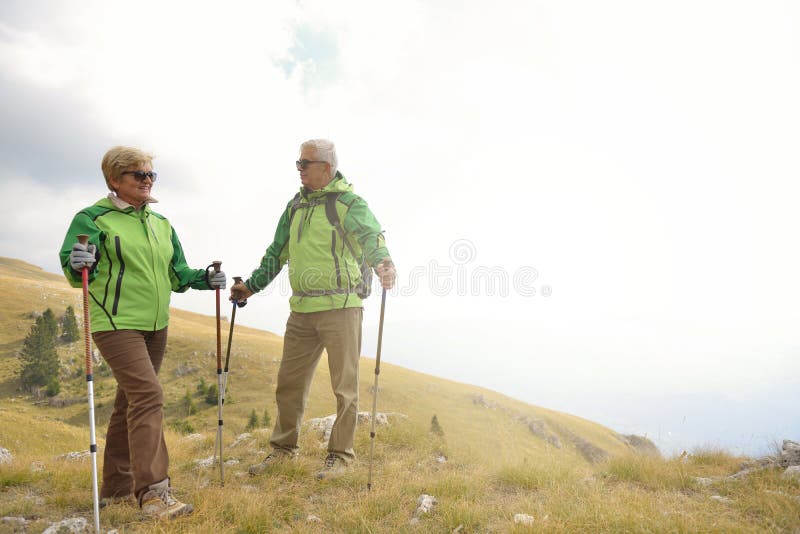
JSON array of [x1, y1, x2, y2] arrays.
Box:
[[121, 171, 158, 182], [295, 159, 327, 171]]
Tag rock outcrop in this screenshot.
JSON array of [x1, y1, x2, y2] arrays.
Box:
[[618, 434, 660, 456]]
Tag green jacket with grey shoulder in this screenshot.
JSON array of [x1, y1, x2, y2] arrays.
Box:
[[245, 172, 390, 312], [59, 197, 212, 333]]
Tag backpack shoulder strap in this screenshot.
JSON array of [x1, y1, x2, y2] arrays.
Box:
[[287, 192, 302, 226], [325, 192, 343, 228], [326, 192, 362, 260]]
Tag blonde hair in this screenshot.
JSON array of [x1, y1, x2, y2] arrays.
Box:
[[101, 146, 154, 191]]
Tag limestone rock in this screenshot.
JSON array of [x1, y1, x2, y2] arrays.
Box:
[[567, 434, 608, 464], [414, 494, 436, 517], [309, 412, 398, 443], [230, 433, 252, 448], [471, 394, 498, 409], [1, 517, 27, 529], [357, 411, 389, 425], [307, 415, 338, 444], [779, 440, 800, 467], [618, 434, 661, 456], [514, 513, 535, 526], [195, 456, 216, 468], [782, 465, 800, 481], [522, 417, 562, 448], [42, 517, 88, 533], [58, 451, 91, 461], [173, 362, 199, 377], [710, 495, 733, 504], [0, 447, 11, 464]]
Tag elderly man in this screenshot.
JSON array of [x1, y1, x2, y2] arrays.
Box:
[[232, 139, 395, 479]]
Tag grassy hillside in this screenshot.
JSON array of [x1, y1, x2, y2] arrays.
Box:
[[0, 257, 798, 532]]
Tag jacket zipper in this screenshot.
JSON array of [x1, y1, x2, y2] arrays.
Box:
[[146, 215, 160, 244], [112, 236, 125, 315]]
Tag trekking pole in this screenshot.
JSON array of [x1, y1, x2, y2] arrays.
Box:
[[211, 261, 223, 483], [215, 277, 247, 486], [367, 288, 387, 491], [77, 234, 101, 533]]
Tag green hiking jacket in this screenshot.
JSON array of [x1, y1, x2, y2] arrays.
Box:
[[59, 197, 212, 333], [245, 172, 390, 312]]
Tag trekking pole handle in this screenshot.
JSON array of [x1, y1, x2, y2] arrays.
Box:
[[232, 276, 247, 308], [77, 234, 89, 247], [212, 261, 222, 273]]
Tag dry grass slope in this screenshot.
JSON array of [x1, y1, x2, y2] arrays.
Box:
[[0, 257, 798, 532]]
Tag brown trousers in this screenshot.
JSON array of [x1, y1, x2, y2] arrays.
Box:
[[92, 328, 169, 499], [270, 308, 363, 462]]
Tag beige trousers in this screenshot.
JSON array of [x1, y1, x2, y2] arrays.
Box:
[[270, 308, 363, 462], [92, 328, 169, 500]]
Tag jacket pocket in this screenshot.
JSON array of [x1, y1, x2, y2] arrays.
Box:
[[112, 236, 125, 315]]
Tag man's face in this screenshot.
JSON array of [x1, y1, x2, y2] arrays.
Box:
[[297, 147, 331, 191]]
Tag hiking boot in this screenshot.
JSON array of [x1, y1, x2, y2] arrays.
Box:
[[99, 494, 136, 509], [316, 453, 350, 480], [140, 479, 193, 520], [248, 449, 295, 476]]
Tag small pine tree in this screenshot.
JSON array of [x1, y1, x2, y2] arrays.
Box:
[[196, 377, 208, 396], [40, 309, 59, 340], [184, 388, 197, 415], [261, 407, 271, 428], [205, 384, 218, 405], [19, 312, 60, 391], [61, 305, 79, 342], [45, 377, 61, 397], [246, 409, 259, 431], [430, 414, 444, 436]]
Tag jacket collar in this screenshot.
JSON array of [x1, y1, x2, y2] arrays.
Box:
[[301, 171, 352, 199], [106, 192, 158, 211]]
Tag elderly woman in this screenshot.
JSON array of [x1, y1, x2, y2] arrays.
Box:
[[59, 146, 225, 519]]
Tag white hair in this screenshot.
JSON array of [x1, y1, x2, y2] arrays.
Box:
[[300, 138, 338, 178]]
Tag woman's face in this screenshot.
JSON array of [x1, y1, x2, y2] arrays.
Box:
[[110, 161, 154, 208]]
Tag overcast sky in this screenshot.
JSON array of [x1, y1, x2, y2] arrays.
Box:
[[1, 0, 798, 455]]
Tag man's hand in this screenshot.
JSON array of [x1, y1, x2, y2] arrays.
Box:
[[70, 242, 97, 271], [208, 270, 227, 289], [376, 258, 396, 290], [230, 279, 254, 302]]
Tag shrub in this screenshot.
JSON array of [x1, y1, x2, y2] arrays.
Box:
[[205, 384, 218, 405], [196, 377, 208, 396], [262, 407, 271, 428], [431, 414, 444, 436], [246, 409, 259, 431], [184, 389, 198, 415], [45, 378, 61, 397], [169, 420, 195, 435]]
